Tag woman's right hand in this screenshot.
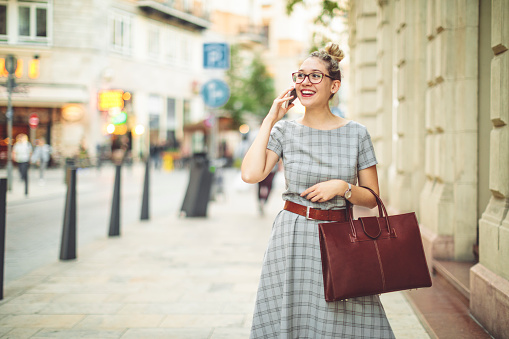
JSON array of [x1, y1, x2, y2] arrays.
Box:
[[266, 86, 296, 123]]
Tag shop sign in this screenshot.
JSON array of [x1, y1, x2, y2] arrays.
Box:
[[28, 113, 39, 129], [111, 111, 127, 125], [62, 104, 84, 122], [98, 90, 124, 111]]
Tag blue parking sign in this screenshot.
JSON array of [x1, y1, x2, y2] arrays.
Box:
[[201, 79, 230, 108], [203, 43, 230, 69]]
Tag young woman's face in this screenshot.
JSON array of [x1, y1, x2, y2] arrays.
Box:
[[295, 57, 339, 108]]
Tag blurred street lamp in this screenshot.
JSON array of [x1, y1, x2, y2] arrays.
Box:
[[133, 124, 145, 160], [239, 124, 250, 134], [134, 124, 145, 136], [5, 54, 17, 191], [106, 124, 115, 134]]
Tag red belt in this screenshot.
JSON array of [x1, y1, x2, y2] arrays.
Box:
[[284, 201, 349, 222]]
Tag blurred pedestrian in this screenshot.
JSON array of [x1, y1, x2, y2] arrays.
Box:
[[12, 133, 32, 182], [257, 162, 278, 216], [241, 43, 394, 338], [150, 141, 162, 169], [31, 138, 52, 183]]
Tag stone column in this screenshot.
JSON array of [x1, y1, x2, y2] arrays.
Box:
[[471, 1, 509, 337], [390, 0, 426, 214], [348, 1, 379, 161], [420, 0, 479, 261], [375, 0, 394, 202]]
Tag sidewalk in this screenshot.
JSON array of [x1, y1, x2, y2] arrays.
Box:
[[0, 166, 431, 338]]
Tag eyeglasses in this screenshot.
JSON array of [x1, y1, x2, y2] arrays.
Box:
[[291, 71, 334, 84]]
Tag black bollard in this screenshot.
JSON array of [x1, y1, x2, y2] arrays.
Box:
[[60, 168, 77, 260], [180, 153, 214, 217], [108, 165, 121, 236], [0, 178, 7, 299], [140, 159, 150, 220]]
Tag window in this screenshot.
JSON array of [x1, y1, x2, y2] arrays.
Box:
[[164, 29, 177, 64], [166, 98, 177, 149], [17, 1, 50, 43], [167, 98, 176, 130], [180, 36, 191, 68], [0, 4, 7, 38], [148, 24, 160, 58], [110, 11, 132, 54], [183, 99, 190, 124]]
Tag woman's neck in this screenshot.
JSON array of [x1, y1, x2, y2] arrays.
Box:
[[298, 108, 345, 130]]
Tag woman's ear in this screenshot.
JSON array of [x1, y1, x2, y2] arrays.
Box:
[[331, 80, 341, 94]]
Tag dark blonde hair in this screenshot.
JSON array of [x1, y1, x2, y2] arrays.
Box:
[[310, 42, 345, 81]]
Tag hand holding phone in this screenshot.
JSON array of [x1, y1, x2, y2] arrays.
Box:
[[287, 88, 297, 107]]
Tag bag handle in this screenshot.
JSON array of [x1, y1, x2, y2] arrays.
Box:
[[345, 186, 391, 238], [360, 186, 391, 233]]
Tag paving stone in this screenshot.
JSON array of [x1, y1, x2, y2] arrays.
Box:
[[0, 328, 40, 338], [0, 315, 84, 328], [210, 327, 251, 339], [159, 314, 245, 328], [74, 315, 164, 329], [120, 328, 211, 339], [39, 303, 124, 315], [31, 329, 123, 338], [0, 303, 46, 315], [117, 302, 224, 315]]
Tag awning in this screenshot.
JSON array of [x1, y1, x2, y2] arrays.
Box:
[[0, 83, 89, 107], [137, 1, 210, 31]]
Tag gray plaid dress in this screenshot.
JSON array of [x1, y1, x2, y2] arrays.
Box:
[[250, 120, 395, 339]]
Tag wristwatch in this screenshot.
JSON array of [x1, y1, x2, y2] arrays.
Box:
[[344, 183, 352, 199]]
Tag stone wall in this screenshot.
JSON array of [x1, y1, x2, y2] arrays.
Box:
[[471, 0, 509, 338], [349, 0, 509, 337]]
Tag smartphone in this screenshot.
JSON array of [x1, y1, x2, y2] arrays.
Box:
[[287, 88, 297, 107]]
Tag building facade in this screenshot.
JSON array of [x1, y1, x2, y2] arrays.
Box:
[[1, 0, 210, 162], [348, 0, 508, 337]]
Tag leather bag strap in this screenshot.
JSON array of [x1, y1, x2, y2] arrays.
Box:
[[345, 186, 392, 238], [360, 186, 391, 233]]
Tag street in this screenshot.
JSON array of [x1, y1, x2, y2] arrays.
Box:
[[3, 164, 189, 282], [0, 164, 429, 338]]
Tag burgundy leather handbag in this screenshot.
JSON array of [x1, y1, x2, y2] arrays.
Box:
[[318, 187, 432, 302]]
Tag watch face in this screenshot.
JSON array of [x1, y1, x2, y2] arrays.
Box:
[[345, 190, 352, 199]]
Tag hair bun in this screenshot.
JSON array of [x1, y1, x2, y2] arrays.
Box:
[[324, 42, 345, 63]]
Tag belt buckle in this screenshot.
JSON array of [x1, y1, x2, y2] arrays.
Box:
[[306, 206, 315, 220]]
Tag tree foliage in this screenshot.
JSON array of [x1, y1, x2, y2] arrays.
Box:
[[224, 44, 275, 126], [286, 0, 348, 52]]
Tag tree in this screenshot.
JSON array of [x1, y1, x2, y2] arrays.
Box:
[[224, 45, 275, 126], [286, 0, 348, 52]]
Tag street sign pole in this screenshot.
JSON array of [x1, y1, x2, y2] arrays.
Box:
[[28, 113, 39, 147], [6, 84, 12, 192], [209, 109, 218, 160], [201, 79, 230, 162], [202, 43, 230, 164], [5, 55, 17, 192]]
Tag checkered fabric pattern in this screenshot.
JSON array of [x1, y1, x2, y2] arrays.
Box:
[[250, 120, 395, 338]]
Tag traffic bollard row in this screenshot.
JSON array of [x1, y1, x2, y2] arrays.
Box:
[[60, 167, 77, 260], [0, 178, 7, 299], [140, 159, 150, 220], [108, 165, 122, 237]]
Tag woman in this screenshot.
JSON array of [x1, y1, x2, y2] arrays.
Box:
[[241, 43, 395, 338]]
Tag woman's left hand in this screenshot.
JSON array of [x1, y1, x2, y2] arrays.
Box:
[[301, 180, 346, 202]]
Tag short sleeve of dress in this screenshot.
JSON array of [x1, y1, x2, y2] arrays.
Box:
[[358, 127, 378, 171], [267, 121, 284, 159]]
